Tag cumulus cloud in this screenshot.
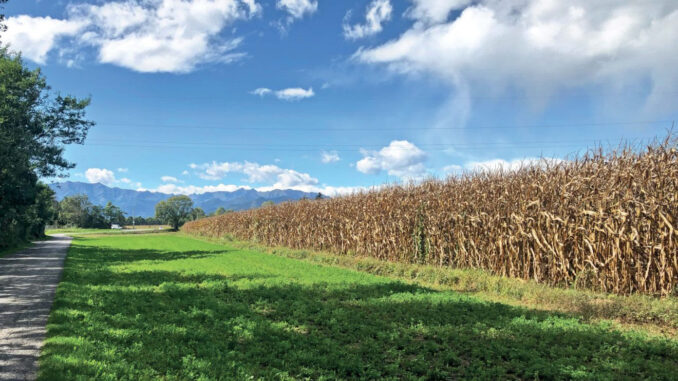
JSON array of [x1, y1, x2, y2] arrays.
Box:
[[251, 87, 315, 101], [405, 0, 471, 25], [141, 182, 366, 197], [355, 0, 678, 112], [5, 0, 260, 72], [84, 167, 144, 187], [191, 161, 319, 188], [343, 0, 392, 40], [356, 140, 428, 180], [443, 157, 566, 175], [4, 16, 86, 64], [161, 176, 181, 183], [321, 151, 340, 163], [149, 161, 368, 196], [119, 177, 142, 187], [251, 87, 273, 96], [85, 168, 116, 185], [277, 0, 317, 20], [143, 183, 252, 195]]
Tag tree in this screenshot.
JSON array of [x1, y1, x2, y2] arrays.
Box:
[[0, 47, 93, 248], [214, 207, 227, 216], [58, 195, 92, 227], [261, 201, 274, 207], [190, 207, 206, 221], [103, 202, 125, 225], [155, 195, 193, 230], [315, 192, 323, 200]]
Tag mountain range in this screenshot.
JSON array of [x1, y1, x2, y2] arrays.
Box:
[[49, 181, 320, 217]]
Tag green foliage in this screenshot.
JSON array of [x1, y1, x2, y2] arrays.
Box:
[[261, 200, 274, 207], [125, 215, 163, 226], [155, 195, 193, 230], [212, 236, 678, 330], [56, 195, 125, 228], [103, 202, 125, 225], [190, 207, 206, 221], [39, 234, 678, 380], [0, 48, 93, 248]]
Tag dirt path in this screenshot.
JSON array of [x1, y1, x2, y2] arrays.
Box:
[[0, 236, 71, 381]]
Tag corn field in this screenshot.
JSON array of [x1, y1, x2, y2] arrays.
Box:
[[183, 138, 678, 295]]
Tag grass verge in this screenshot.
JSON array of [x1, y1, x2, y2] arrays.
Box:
[[46, 228, 170, 236], [188, 234, 678, 336], [40, 233, 677, 379]]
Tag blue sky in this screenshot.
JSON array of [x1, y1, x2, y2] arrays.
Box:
[[4, 0, 678, 195]]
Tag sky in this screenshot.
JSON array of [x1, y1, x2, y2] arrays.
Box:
[[4, 0, 678, 196]]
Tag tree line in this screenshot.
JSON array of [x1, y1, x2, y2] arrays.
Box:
[[0, 1, 94, 249]]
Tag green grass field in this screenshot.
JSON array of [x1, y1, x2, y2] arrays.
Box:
[[39, 234, 678, 380], [46, 227, 169, 235]]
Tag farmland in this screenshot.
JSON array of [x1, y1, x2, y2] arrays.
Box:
[[184, 139, 678, 296], [38, 233, 677, 380]]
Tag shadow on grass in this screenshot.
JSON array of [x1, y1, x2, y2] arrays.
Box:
[[39, 241, 678, 380]]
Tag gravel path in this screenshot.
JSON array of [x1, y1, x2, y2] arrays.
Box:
[[0, 236, 71, 381]]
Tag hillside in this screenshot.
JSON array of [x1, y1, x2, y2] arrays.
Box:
[[49, 182, 319, 217]]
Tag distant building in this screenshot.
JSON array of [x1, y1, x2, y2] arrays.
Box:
[[111, 224, 122, 229]]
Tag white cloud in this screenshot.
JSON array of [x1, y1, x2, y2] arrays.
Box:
[[161, 176, 182, 183], [141, 182, 367, 197], [181, 170, 190, 176], [191, 161, 319, 189], [84, 167, 145, 187], [277, 0, 317, 19], [117, 168, 128, 173], [443, 157, 566, 175], [321, 151, 340, 163], [119, 177, 143, 187], [343, 0, 392, 40], [4, 16, 86, 64], [251, 87, 315, 101], [356, 140, 428, 180], [275, 87, 315, 100], [5, 0, 260, 72], [442, 164, 462, 174], [144, 183, 252, 195], [356, 0, 678, 112], [464, 157, 565, 173], [85, 168, 116, 185], [251, 87, 272, 96], [405, 0, 471, 25]]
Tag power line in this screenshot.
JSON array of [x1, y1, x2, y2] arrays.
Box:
[[85, 136, 657, 149], [93, 119, 673, 132]]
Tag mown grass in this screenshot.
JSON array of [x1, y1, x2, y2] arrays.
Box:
[[192, 235, 678, 335], [46, 228, 118, 235], [40, 234, 678, 380], [46, 227, 171, 236]]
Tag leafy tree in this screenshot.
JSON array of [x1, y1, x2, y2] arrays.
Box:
[[0, 47, 93, 247], [315, 192, 323, 200], [214, 207, 227, 216], [190, 207, 206, 221], [103, 202, 125, 225], [155, 195, 194, 230], [23, 183, 57, 237], [58, 195, 92, 227], [261, 201, 275, 207]]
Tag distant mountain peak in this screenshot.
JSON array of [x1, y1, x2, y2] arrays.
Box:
[[49, 181, 317, 217]]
